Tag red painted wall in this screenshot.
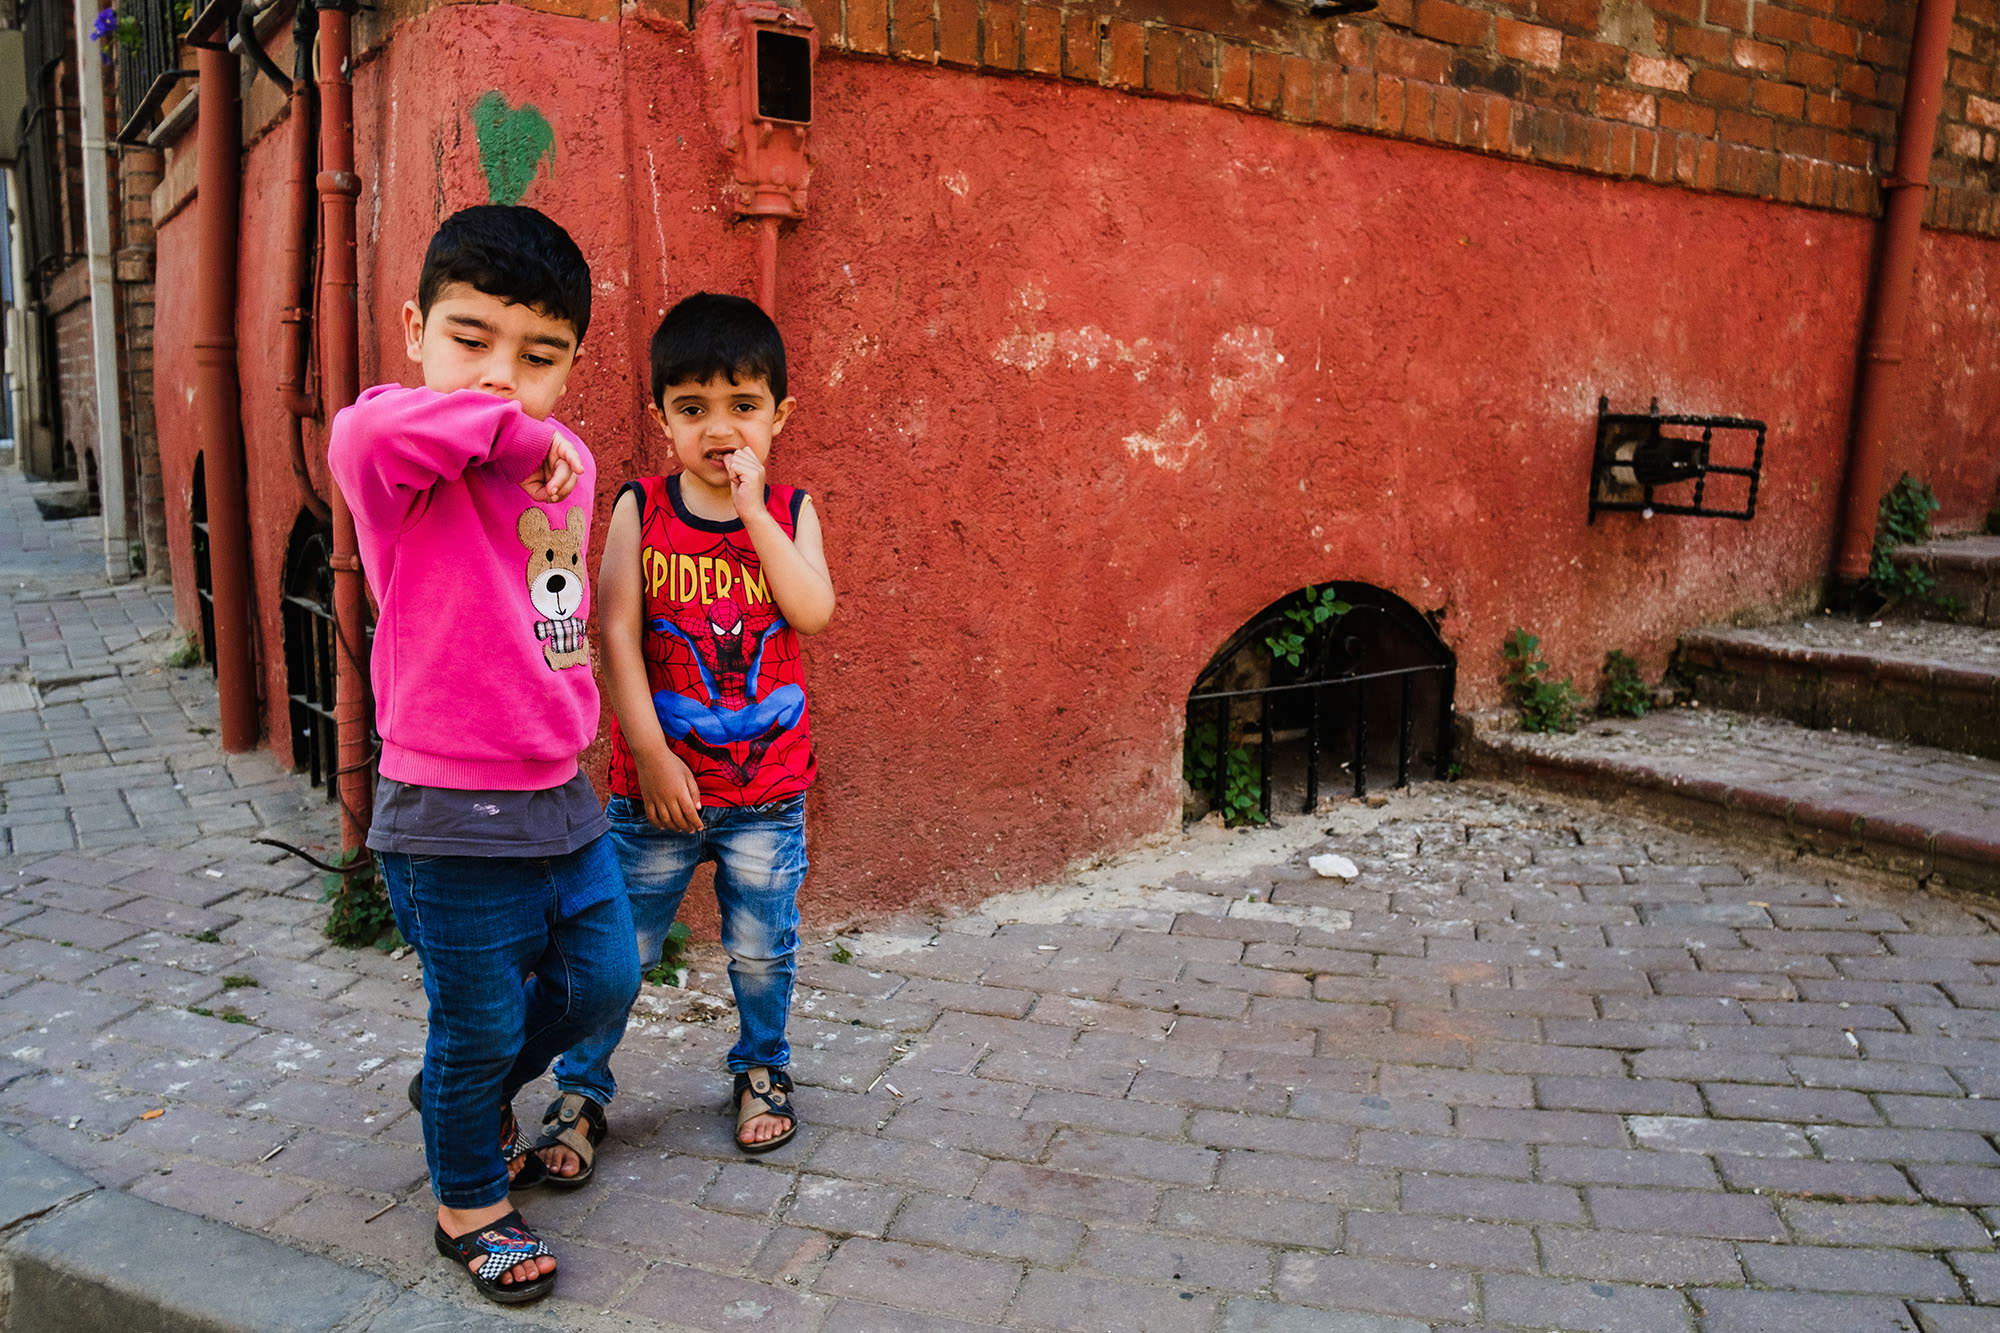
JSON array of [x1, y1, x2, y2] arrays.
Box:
[[153, 4, 2000, 917]]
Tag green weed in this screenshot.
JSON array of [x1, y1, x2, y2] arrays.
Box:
[[1264, 585, 1352, 670], [1597, 650, 1651, 718], [1502, 629, 1581, 734], [1866, 474, 1942, 605], [320, 850, 400, 950], [1183, 723, 1264, 826], [642, 921, 694, 986]]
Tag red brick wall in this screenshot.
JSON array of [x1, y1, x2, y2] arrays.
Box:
[[792, 0, 2000, 235], [118, 147, 166, 581], [47, 260, 91, 482]]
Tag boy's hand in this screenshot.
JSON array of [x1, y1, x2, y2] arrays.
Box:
[[724, 447, 767, 516], [522, 432, 582, 503], [637, 750, 703, 832]]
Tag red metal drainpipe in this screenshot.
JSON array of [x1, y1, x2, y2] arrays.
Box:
[[755, 214, 780, 318], [1832, 0, 1959, 590], [316, 0, 372, 849], [194, 38, 260, 751], [279, 72, 329, 523]]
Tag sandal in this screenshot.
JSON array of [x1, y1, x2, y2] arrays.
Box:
[[530, 1091, 608, 1189], [433, 1209, 557, 1305], [406, 1071, 547, 1190], [730, 1066, 799, 1154]]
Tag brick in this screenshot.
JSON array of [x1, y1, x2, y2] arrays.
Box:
[[1538, 1145, 1721, 1188], [1497, 19, 1563, 68], [1695, 1290, 1930, 1331], [887, 1194, 1082, 1263], [1104, 19, 1144, 89], [1484, 1276, 1693, 1331], [1718, 1157, 1920, 1202], [1076, 1227, 1273, 1293], [1779, 1199, 1995, 1249], [1703, 1082, 1880, 1124], [815, 1239, 1022, 1320], [1461, 1106, 1626, 1146], [1908, 1165, 2000, 1206], [1415, 0, 1490, 46], [1376, 32, 1452, 84], [975, 1161, 1158, 1223], [808, 1131, 986, 1193], [1272, 1253, 1476, 1322], [1590, 1187, 1787, 1240], [936, 0, 979, 67], [981, 1, 1021, 69], [1733, 38, 1787, 73], [1158, 1186, 1342, 1248], [1691, 68, 1754, 107], [1537, 1076, 1703, 1115], [1809, 1126, 2000, 1164], [1021, 5, 1060, 74], [1403, 1173, 1583, 1222], [891, 0, 934, 60], [1358, 1131, 1531, 1178], [1347, 1212, 1539, 1271], [1217, 42, 1252, 108], [1062, 10, 1099, 82], [1539, 1228, 1744, 1285], [1280, 55, 1315, 121], [1790, 49, 1839, 88], [1742, 1242, 1963, 1297], [1790, 1056, 1963, 1095], [1010, 1270, 1218, 1332], [1217, 1152, 1396, 1208]]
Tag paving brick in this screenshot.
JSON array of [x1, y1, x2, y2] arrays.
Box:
[[1907, 1164, 2000, 1207], [1460, 1106, 1629, 1146], [888, 1193, 1084, 1263], [1588, 1187, 1787, 1240], [1702, 1080, 1883, 1124], [1739, 1242, 1964, 1297], [814, 1238, 1023, 1319], [1046, 1128, 1218, 1185], [880, 1104, 1056, 1162], [1214, 1151, 1396, 1208], [1789, 1055, 1965, 1094], [1356, 1130, 1532, 1178], [1878, 1093, 2000, 1132], [126, 1159, 314, 1231], [1779, 1199, 1996, 1249], [1271, 1252, 1477, 1323], [1912, 1303, 2000, 1332], [1007, 1269, 1218, 1332], [1483, 1275, 1693, 1331], [1344, 1211, 1539, 1271], [974, 1161, 1159, 1223], [619, 1258, 830, 1331], [1190, 1110, 1355, 1159], [805, 1129, 987, 1193], [1628, 1114, 1811, 1157], [1075, 1226, 1274, 1293], [1217, 1299, 1430, 1331], [1717, 1156, 1920, 1201], [1022, 1088, 1189, 1138], [1537, 1227, 1743, 1284], [1537, 1075, 1705, 1114], [1808, 1126, 2000, 1164], [1156, 1185, 1342, 1247], [1694, 1288, 1922, 1331], [1536, 1145, 1721, 1188], [1402, 1171, 1584, 1223], [1948, 1248, 2000, 1302]]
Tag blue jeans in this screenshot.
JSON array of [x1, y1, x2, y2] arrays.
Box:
[[380, 838, 639, 1210], [554, 794, 806, 1104]]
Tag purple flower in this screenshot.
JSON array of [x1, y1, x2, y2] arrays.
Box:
[[90, 6, 116, 41]]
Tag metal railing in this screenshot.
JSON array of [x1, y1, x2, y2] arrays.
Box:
[[116, 0, 190, 139], [1187, 586, 1456, 822]]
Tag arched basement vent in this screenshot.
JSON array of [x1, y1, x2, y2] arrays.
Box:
[[280, 514, 337, 794], [1185, 582, 1455, 824], [189, 454, 215, 668]]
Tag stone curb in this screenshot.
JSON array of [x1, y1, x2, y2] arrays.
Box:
[[0, 1132, 559, 1333], [1461, 722, 2000, 896]]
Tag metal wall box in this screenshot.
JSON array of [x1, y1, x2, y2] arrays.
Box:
[[1589, 396, 1767, 523]]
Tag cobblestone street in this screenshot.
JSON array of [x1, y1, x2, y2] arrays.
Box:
[[5, 460, 2000, 1331]]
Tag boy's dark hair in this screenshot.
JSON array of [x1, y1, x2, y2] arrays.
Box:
[[417, 205, 591, 341], [651, 293, 787, 406]]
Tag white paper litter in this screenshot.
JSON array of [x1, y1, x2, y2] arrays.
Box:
[[1308, 853, 1358, 879]]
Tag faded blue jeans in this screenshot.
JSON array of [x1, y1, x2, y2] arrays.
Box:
[[379, 838, 639, 1210], [554, 794, 806, 1105]]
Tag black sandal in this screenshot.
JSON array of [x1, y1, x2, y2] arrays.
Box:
[[406, 1071, 547, 1190], [530, 1091, 608, 1189], [730, 1066, 799, 1154], [433, 1209, 556, 1305]]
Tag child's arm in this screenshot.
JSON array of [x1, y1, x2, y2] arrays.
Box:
[[599, 489, 704, 831], [726, 451, 835, 634], [328, 386, 580, 530]]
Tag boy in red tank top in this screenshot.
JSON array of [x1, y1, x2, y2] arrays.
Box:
[[547, 294, 835, 1162]]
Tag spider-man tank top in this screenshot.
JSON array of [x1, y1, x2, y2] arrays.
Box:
[[605, 474, 816, 807]]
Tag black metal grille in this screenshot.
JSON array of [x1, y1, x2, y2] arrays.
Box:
[[115, 0, 192, 140], [17, 0, 70, 276], [1589, 397, 1766, 523], [190, 454, 216, 667], [282, 521, 338, 793], [1187, 583, 1456, 822]]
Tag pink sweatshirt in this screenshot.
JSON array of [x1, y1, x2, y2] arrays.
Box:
[[328, 385, 600, 790]]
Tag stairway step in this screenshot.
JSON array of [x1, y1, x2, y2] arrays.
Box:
[[1675, 620, 2000, 759], [1890, 534, 2000, 626], [1466, 707, 2000, 895]]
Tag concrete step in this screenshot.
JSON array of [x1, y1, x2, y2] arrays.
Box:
[[1674, 618, 2000, 759], [1889, 533, 2000, 626], [1464, 706, 2000, 895]]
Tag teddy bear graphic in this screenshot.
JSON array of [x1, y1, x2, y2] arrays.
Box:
[[518, 505, 589, 671]]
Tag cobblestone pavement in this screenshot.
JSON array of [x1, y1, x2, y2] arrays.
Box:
[[5, 461, 2000, 1331]]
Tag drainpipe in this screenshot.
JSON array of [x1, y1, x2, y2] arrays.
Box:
[[71, 0, 130, 579], [193, 31, 259, 749], [1831, 0, 1959, 591], [754, 214, 779, 317], [3, 164, 46, 475], [317, 0, 371, 849], [279, 4, 327, 522]]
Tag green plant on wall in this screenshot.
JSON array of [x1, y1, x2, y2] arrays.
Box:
[[471, 92, 556, 207], [1865, 473, 1942, 605], [1597, 649, 1650, 717], [1502, 628, 1581, 733], [1183, 723, 1264, 826], [320, 851, 401, 950], [1264, 585, 1352, 670]]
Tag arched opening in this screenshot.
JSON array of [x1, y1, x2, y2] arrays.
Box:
[[81, 446, 99, 509], [281, 512, 337, 794], [1185, 582, 1455, 824], [189, 454, 216, 668]]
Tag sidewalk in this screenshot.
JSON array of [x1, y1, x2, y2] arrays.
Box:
[[4, 458, 2000, 1331]]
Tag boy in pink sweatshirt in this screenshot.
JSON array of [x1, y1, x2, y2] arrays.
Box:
[[327, 205, 637, 1306]]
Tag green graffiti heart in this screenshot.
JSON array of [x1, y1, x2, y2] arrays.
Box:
[[471, 92, 556, 207]]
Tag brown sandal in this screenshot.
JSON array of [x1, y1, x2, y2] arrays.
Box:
[[730, 1066, 799, 1153], [530, 1091, 607, 1189]]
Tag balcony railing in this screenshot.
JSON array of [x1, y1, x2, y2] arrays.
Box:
[[115, 0, 193, 143]]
